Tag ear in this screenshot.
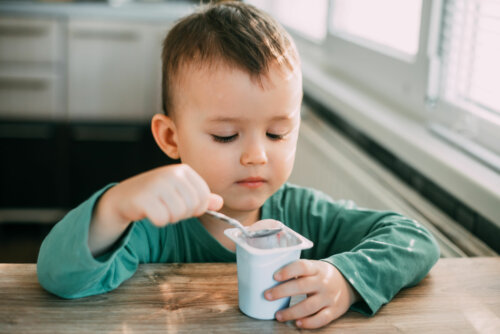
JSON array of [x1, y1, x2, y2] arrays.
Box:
[[151, 113, 180, 160]]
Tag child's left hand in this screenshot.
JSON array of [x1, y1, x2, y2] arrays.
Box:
[[264, 259, 360, 329]]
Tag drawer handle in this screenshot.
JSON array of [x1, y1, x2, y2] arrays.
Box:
[[0, 26, 48, 37], [71, 29, 138, 41], [72, 126, 142, 142], [0, 78, 48, 90], [0, 124, 53, 139]]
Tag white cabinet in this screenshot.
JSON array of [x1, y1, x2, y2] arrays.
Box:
[[0, 17, 64, 119], [146, 24, 172, 118], [67, 20, 167, 122], [0, 17, 62, 63], [0, 70, 62, 119], [0, 12, 178, 122]]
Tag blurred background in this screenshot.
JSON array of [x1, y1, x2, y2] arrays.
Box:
[[0, 0, 499, 262]]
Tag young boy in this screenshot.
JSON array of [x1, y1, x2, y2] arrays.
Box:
[[37, 1, 440, 329]]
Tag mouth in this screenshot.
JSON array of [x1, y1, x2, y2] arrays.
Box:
[[236, 177, 267, 188]]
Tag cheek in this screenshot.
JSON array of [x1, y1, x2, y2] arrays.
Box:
[[178, 132, 220, 161], [182, 141, 236, 185], [271, 140, 297, 176], [283, 143, 297, 164], [281, 133, 299, 164]]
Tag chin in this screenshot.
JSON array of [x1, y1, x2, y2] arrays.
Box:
[[226, 197, 267, 212]]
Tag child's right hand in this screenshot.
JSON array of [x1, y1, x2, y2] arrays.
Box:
[[88, 164, 223, 255], [102, 164, 222, 226]]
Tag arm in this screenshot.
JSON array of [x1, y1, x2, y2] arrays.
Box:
[[264, 186, 440, 328], [37, 185, 141, 299], [292, 188, 440, 314], [320, 208, 441, 314], [88, 164, 222, 257], [37, 164, 223, 298]]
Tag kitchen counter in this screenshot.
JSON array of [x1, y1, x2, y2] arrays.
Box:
[[0, 1, 194, 22], [0, 258, 499, 333]]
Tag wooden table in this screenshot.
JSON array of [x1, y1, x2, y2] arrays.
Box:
[[0, 258, 499, 333]]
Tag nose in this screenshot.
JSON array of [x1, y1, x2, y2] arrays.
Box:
[[240, 138, 268, 166]]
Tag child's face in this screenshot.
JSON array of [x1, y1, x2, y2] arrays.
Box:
[[172, 63, 302, 213]]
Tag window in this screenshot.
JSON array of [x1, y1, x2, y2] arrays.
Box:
[[247, 0, 500, 171], [248, 0, 432, 118], [430, 0, 500, 171], [329, 0, 423, 57], [439, 0, 500, 116], [246, 0, 328, 41], [320, 0, 433, 120]]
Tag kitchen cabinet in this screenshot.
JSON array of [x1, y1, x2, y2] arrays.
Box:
[[0, 120, 175, 210], [1, 15, 174, 122], [0, 16, 64, 119], [67, 20, 169, 122], [66, 122, 176, 206], [0, 17, 63, 63], [0, 4, 188, 261], [68, 124, 145, 205], [0, 122, 62, 207], [0, 6, 182, 219], [0, 70, 63, 119]]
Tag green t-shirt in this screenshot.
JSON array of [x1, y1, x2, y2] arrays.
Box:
[[37, 183, 440, 315]]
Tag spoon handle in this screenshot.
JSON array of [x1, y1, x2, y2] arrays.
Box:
[[205, 210, 251, 237]]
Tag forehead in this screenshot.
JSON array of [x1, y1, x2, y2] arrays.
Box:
[[172, 61, 302, 121]]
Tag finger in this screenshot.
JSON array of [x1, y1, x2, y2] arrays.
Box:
[[183, 167, 213, 215], [207, 193, 223, 211], [159, 188, 186, 223], [274, 259, 318, 281], [265, 276, 317, 301], [184, 165, 211, 198], [144, 199, 170, 226], [275, 294, 326, 322], [165, 197, 187, 223], [172, 178, 200, 216], [296, 307, 342, 329]]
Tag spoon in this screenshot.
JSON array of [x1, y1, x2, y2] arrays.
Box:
[[205, 210, 282, 238]]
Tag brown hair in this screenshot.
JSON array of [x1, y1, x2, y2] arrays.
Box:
[[161, 1, 299, 116]]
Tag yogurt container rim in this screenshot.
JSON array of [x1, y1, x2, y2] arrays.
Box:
[[224, 223, 313, 255]]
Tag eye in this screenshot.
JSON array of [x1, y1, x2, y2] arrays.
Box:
[[211, 134, 238, 143], [266, 132, 285, 140]]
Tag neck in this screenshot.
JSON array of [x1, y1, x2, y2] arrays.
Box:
[[219, 207, 261, 226]]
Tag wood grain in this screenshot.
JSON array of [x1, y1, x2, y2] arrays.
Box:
[[0, 258, 499, 333]]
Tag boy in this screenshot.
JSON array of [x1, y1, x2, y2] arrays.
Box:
[[37, 1, 440, 329]]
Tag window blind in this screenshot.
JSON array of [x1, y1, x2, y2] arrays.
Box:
[[430, 0, 500, 171], [440, 0, 500, 116]]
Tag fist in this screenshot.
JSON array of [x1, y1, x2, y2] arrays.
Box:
[[102, 164, 223, 226]]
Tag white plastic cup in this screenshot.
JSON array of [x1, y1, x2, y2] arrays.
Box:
[[224, 222, 313, 320]]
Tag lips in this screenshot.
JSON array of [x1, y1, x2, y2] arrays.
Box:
[[236, 177, 266, 188]]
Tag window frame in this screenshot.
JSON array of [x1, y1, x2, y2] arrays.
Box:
[[320, 0, 435, 120], [427, 0, 500, 162]]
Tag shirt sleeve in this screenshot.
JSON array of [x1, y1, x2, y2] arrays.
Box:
[[285, 186, 441, 316], [37, 185, 154, 299]]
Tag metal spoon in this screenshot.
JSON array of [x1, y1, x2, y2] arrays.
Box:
[[205, 210, 282, 238]]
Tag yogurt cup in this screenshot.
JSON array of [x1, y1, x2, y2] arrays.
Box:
[[224, 220, 313, 320]]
